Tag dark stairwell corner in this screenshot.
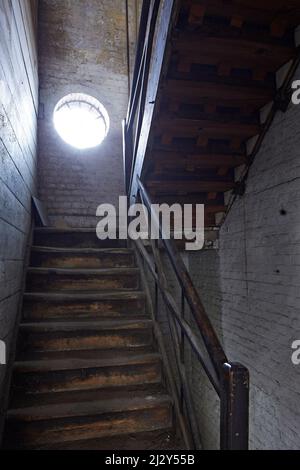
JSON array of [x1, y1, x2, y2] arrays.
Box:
[[1, 0, 300, 452]]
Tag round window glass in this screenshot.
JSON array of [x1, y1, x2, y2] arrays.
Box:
[[53, 93, 110, 149]]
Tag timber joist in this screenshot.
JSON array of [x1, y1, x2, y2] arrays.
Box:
[[172, 35, 295, 77], [165, 79, 274, 104], [181, 0, 300, 37], [142, 0, 300, 227]]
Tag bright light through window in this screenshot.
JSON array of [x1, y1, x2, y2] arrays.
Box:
[[53, 93, 109, 149]]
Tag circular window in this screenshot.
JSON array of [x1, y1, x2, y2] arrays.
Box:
[[53, 93, 110, 149]]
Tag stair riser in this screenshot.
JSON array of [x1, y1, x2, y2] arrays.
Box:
[[10, 383, 164, 408], [5, 405, 172, 449], [34, 232, 126, 249], [13, 362, 162, 394], [23, 297, 146, 321], [30, 252, 135, 269], [19, 329, 153, 353], [26, 273, 140, 292]]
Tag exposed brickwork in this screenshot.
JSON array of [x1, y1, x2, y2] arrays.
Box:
[[0, 1, 38, 419], [38, 0, 138, 227]]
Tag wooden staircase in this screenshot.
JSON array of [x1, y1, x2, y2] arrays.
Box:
[[3, 228, 182, 450], [126, 0, 300, 229]]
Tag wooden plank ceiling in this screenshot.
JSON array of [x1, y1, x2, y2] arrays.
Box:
[[143, 0, 300, 227]]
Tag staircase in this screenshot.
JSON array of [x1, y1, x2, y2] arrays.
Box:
[[125, 0, 300, 230], [3, 228, 182, 450]]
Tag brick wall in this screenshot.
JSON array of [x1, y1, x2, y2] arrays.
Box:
[[188, 66, 300, 449], [38, 0, 138, 227], [0, 0, 38, 426]]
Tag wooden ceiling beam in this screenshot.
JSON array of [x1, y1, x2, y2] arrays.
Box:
[[172, 36, 294, 74], [147, 180, 235, 193], [154, 117, 260, 140], [174, 35, 293, 60], [152, 151, 247, 170], [151, 194, 225, 205], [165, 79, 274, 106], [183, 0, 300, 33]]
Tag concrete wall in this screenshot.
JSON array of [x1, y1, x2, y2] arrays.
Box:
[[143, 65, 300, 449], [38, 0, 139, 227], [0, 0, 38, 405], [144, 248, 222, 449], [187, 66, 300, 449]]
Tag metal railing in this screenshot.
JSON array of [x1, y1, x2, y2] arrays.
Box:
[[123, 0, 249, 450]]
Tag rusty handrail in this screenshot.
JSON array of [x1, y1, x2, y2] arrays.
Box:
[[135, 177, 249, 450], [138, 176, 228, 381], [123, 0, 249, 450], [123, 0, 161, 194]]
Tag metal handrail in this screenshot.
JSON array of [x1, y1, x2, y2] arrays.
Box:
[[123, 0, 249, 450], [123, 0, 161, 194], [135, 177, 249, 449]]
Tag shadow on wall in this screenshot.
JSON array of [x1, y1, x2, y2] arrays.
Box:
[[188, 250, 223, 449]]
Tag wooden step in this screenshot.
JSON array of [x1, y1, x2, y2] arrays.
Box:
[[32, 429, 182, 450], [26, 267, 140, 292], [10, 381, 164, 408], [33, 228, 126, 249], [23, 291, 146, 321], [30, 246, 135, 269], [4, 393, 172, 449], [18, 319, 153, 353], [17, 345, 155, 362], [12, 352, 162, 394]]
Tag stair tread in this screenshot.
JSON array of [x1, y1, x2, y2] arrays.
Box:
[[18, 345, 155, 361], [14, 352, 161, 372], [7, 393, 172, 422], [27, 267, 139, 275], [31, 246, 133, 254], [19, 318, 152, 331], [24, 290, 145, 300], [34, 227, 108, 233], [10, 382, 164, 408], [37, 429, 182, 450]]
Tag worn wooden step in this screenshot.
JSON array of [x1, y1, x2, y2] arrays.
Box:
[[10, 381, 164, 409], [23, 291, 146, 321], [33, 228, 126, 249], [26, 267, 140, 292], [17, 345, 155, 362], [33, 429, 182, 450], [30, 246, 135, 269], [4, 393, 172, 449], [12, 352, 162, 394], [18, 319, 153, 353]]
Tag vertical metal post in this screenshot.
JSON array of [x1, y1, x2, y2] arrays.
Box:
[[179, 288, 185, 411], [122, 119, 128, 193], [180, 288, 185, 362], [154, 239, 159, 321], [220, 362, 249, 450]]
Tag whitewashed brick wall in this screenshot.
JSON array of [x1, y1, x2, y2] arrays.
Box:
[[188, 65, 300, 449]]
